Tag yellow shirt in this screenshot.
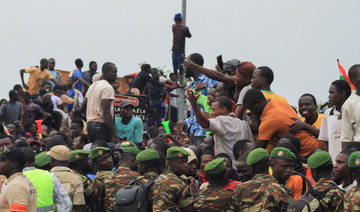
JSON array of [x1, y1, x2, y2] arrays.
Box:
[[25, 67, 53, 95], [261, 90, 287, 102], [301, 113, 324, 148]]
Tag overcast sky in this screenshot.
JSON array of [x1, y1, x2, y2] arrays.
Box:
[[1, 0, 360, 106]]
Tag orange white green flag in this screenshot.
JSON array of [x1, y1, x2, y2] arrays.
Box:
[[337, 59, 355, 91]]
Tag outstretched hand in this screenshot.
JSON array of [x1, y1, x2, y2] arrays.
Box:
[[186, 86, 201, 104]]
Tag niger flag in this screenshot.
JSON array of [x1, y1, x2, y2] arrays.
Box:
[[337, 59, 356, 90]]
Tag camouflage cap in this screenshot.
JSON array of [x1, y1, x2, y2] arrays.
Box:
[[35, 152, 50, 167], [136, 149, 159, 162], [122, 147, 141, 156], [89, 147, 110, 160], [46, 145, 70, 161], [166, 146, 190, 159], [270, 147, 296, 162], [204, 158, 226, 174], [348, 151, 360, 168], [307, 151, 332, 169], [247, 148, 269, 166], [68, 150, 89, 163]]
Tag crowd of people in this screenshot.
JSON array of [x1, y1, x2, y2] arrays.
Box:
[[1, 14, 360, 212]]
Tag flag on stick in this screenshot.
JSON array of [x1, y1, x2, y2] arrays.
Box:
[[337, 59, 355, 90]]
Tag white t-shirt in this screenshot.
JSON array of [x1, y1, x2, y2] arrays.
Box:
[[207, 112, 254, 167], [85, 80, 115, 123], [318, 107, 342, 162], [341, 93, 360, 142], [169, 88, 179, 108]]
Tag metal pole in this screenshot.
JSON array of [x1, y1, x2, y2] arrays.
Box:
[[182, 0, 186, 24], [178, 0, 187, 121]]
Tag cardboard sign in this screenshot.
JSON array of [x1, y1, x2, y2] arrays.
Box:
[[114, 94, 149, 121]]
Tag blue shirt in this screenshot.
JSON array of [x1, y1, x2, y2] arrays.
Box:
[[66, 88, 81, 111], [47, 70, 58, 91], [185, 74, 218, 137], [115, 116, 144, 143], [73, 69, 84, 92]]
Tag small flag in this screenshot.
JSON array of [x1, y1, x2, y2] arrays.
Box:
[[338, 59, 355, 90], [3, 123, 9, 135]]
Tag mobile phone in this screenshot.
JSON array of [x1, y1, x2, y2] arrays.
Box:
[[217, 55, 223, 70]]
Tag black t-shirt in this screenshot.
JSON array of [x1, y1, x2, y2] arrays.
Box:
[[172, 24, 191, 53]]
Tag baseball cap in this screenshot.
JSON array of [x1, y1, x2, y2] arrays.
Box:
[[120, 100, 135, 108], [46, 145, 70, 161], [0, 147, 26, 167], [174, 13, 181, 20]]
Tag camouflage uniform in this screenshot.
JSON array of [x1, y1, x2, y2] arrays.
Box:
[[344, 184, 360, 210], [194, 185, 232, 212], [153, 171, 194, 211], [93, 170, 112, 211], [229, 173, 292, 212], [72, 170, 96, 212], [102, 166, 139, 212], [131, 171, 158, 206], [312, 178, 344, 212]]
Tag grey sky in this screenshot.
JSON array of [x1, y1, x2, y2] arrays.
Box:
[[1, 0, 359, 106]]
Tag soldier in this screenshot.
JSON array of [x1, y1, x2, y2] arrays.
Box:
[[194, 158, 232, 211], [344, 151, 360, 210], [131, 149, 161, 210], [47, 145, 86, 211], [308, 151, 344, 211], [35, 151, 51, 171], [153, 146, 194, 211], [102, 147, 141, 211], [68, 150, 96, 211], [229, 148, 293, 211], [90, 147, 114, 211], [0, 147, 37, 211]]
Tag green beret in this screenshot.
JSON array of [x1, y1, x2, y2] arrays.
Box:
[[270, 147, 296, 162], [123, 147, 141, 156], [247, 148, 269, 166], [69, 150, 89, 163], [204, 158, 226, 174], [166, 147, 190, 159], [136, 149, 159, 162], [307, 151, 332, 169], [35, 152, 50, 167], [90, 147, 110, 160], [348, 151, 360, 168]]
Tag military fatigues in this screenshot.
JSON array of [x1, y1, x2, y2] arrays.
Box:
[[73, 171, 96, 211], [344, 151, 360, 211], [344, 184, 360, 210], [312, 178, 344, 212], [194, 185, 232, 212], [102, 166, 139, 212], [229, 173, 292, 212], [50, 166, 86, 208], [153, 171, 194, 211], [93, 170, 112, 211], [131, 171, 158, 206]]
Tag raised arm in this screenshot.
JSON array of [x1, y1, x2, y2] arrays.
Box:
[[182, 55, 235, 85], [186, 87, 210, 129]]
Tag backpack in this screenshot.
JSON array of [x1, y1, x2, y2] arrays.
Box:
[[287, 180, 338, 212], [114, 177, 157, 212]]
